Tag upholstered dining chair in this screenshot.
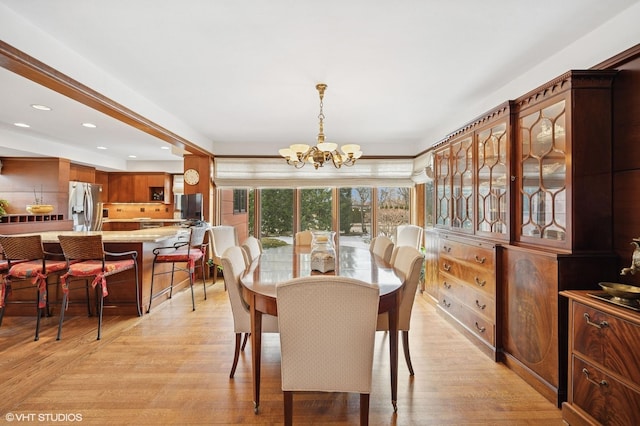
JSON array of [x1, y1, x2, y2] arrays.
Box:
[[369, 235, 395, 263], [241, 235, 262, 267], [0, 234, 67, 341], [221, 245, 278, 378], [147, 223, 208, 313], [56, 234, 140, 340], [294, 230, 313, 246], [276, 276, 379, 426], [392, 225, 423, 264], [395, 224, 423, 249], [377, 245, 424, 375], [210, 225, 239, 286]]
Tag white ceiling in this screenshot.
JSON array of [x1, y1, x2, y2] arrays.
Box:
[[0, 0, 639, 172]]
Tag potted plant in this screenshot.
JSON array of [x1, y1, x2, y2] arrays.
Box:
[[0, 199, 8, 216]]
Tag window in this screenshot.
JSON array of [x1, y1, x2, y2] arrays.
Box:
[[233, 189, 247, 214]]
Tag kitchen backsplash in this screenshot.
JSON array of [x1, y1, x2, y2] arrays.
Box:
[[103, 203, 173, 219]]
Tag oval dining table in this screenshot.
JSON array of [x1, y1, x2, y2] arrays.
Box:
[[240, 244, 405, 414]]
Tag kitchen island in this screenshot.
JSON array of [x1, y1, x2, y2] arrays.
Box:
[[4, 226, 200, 317]]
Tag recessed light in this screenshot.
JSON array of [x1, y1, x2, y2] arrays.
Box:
[[97, 146, 107, 150], [82, 122, 97, 128], [14, 122, 30, 128], [128, 155, 137, 158], [31, 104, 52, 111], [160, 146, 170, 150]]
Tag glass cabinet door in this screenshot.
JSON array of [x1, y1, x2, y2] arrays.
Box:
[[476, 121, 508, 237], [450, 136, 474, 231], [434, 147, 451, 227], [518, 99, 567, 243]]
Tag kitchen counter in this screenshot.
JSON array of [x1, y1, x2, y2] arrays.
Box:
[[101, 219, 185, 232], [103, 218, 184, 223], [28, 226, 189, 243]]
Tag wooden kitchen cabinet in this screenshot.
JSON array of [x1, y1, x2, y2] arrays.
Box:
[[107, 173, 170, 203], [560, 290, 640, 425], [108, 174, 134, 202]]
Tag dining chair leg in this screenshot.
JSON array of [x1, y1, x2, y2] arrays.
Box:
[[360, 393, 370, 426], [230, 333, 242, 378], [402, 330, 414, 376], [241, 332, 250, 351], [283, 391, 293, 426]]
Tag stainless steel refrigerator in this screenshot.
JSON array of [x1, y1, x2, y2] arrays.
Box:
[[69, 181, 103, 231]]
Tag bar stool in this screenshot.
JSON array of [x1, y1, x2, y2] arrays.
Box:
[[57, 234, 140, 340], [147, 223, 208, 313], [0, 235, 67, 341]]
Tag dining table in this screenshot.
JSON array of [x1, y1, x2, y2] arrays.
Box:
[[240, 243, 405, 413]]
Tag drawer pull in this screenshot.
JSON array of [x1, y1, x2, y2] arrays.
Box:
[[474, 322, 486, 333], [443, 281, 451, 289], [443, 245, 451, 253], [443, 263, 451, 272], [474, 277, 486, 287], [474, 255, 486, 264], [582, 368, 608, 388], [475, 300, 486, 310], [442, 299, 451, 308], [583, 313, 609, 329]]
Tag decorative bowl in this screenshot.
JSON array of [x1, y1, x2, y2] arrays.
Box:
[[26, 204, 54, 214], [599, 282, 640, 300]]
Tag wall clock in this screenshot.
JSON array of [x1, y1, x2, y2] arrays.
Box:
[[184, 168, 200, 185]]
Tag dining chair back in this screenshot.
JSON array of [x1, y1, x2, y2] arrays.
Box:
[[294, 230, 313, 246], [211, 225, 239, 285], [147, 224, 208, 313], [0, 234, 67, 340], [377, 245, 424, 375], [395, 224, 423, 249], [241, 235, 262, 266], [369, 235, 394, 263], [276, 276, 379, 426], [221, 245, 278, 378], [392, 225, 423, 264], [56, 234, 139, 340]]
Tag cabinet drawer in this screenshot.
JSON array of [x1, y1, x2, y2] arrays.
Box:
[[572, 356, 640, 426], [439, 258, 495, 295], [440, 271, 495, 321], [440, 240, 495, 269], [573, 302, 640, 384], [439, 294, 495, 346]]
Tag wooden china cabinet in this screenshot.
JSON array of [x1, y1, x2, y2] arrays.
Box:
[[429, 71, 620, 406], [433, 102, 512, 359], [501, 70, 619, 405]]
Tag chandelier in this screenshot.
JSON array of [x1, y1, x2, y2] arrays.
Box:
[[279, 83, 362, 169]]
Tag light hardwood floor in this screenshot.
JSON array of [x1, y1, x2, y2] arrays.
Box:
[[0, 279, 563, 425]]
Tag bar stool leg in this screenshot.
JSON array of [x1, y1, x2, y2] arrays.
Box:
[[56, 291, 68, 340]]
